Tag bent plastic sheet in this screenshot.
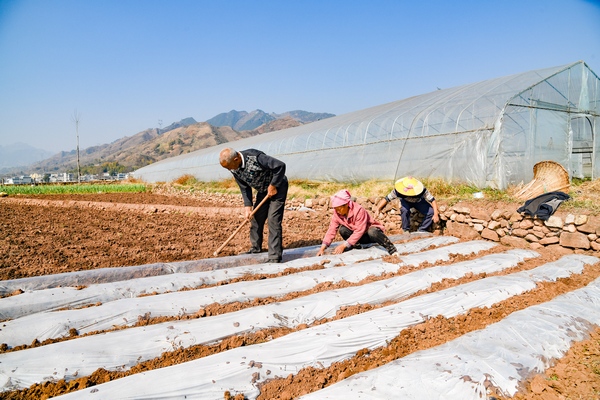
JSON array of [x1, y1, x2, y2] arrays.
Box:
[[47, 254, 598, 399], [0, 248, 537, 391], [0, 239, 490, 348], [301, 263, 600, 399]]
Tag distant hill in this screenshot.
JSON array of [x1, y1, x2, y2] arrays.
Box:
[[25, 109, 334, 174], [0, 143, 54, 170], [207, 109, 334, 131], [28, 121, 252, 174]]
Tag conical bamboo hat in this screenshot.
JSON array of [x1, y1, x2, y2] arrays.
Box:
[[513, 160, 570, 201]]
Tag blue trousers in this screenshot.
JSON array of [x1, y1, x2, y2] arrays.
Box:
[[400, 198, 434, 232]]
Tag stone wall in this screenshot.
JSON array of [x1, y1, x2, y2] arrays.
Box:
[[439, 203, 600, 252], [298, 196, 600, 253]]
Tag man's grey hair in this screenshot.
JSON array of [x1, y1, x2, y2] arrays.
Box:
[[219, 147, 238, 164]]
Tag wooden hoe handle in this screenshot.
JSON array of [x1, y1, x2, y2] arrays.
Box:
[[213, 195, 271, 257]]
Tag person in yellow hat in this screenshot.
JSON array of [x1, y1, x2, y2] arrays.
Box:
[[374, 176, 439, 233]]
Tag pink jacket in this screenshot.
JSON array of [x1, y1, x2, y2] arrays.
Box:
[[322, 201, 385, 247]]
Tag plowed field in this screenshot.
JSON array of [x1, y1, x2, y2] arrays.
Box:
[[0, 191, 598, 399]]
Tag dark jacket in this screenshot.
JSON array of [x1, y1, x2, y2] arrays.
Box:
[[230, 149, 287, 206], [517, 191, 570, 221]]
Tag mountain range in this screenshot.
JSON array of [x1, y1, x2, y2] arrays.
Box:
[[3, 109, 334, 176], [0, 143, 54, 170]]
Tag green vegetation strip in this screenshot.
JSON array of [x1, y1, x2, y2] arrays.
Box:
[[0, 184, 147, 195]]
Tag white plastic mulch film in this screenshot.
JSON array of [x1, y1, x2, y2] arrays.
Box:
[[1, 234, 599, 400], [21, 252, 599, 400], [133, 61, 599, 188]]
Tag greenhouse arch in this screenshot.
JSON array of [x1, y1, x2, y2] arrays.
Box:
[[134, 61, 600, 189]]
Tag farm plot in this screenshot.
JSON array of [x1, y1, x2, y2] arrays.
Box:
[[0, 193, 599, 399]]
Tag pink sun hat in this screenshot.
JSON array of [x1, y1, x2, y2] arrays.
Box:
[[330, 189, 352, 207]]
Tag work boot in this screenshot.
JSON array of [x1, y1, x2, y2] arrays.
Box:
[[380, 237, 397, 255], [243, 247, 262, 254]]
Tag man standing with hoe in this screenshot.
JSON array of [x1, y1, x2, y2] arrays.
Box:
[[219, 147, 288, 263]]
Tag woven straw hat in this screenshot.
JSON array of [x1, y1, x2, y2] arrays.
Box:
[[394, 176, 424, 196], [514, 161, 570, 201]]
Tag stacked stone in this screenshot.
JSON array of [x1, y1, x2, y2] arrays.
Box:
[[440, 204, 600, 251]]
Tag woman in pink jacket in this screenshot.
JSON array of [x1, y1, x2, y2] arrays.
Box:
[[316, 189, 397, 256]]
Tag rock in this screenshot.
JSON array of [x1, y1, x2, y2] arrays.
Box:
[[524, 234, 539, 242], [488, 220, 501, 230], [481, 228, 499, 242], [490, 210, 504, 221], [565, 214, 575, 225], [512, 229, 529, 238], [452, 206, 471, 214], [531, 230, 545, 239], [500, 235, 529, 248], [564, 224, 577, 233], [509, 212, 523, 222], [539, 236, 560, 245], [445, 221, 480, 240], [519, 219, 534, 229], [577, 216, 600, 234], [470, 210, 489, 221], [544, 216, 564, 229], [559, 232, 590, 249]]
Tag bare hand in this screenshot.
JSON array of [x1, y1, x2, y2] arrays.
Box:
[[244, 206, 253, 220], [316, 247, 325, 257], [333, 244, 346, 255], [267, 185, 277, 198]]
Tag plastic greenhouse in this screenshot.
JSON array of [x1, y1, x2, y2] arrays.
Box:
[[134, 61, 599, 189]]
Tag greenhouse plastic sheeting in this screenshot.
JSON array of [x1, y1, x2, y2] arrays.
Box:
[[0, 248, 537, 391], [302, 264, 600, 399], [133, 61, 599, 188], [0, 236, 456, 320], [49, 254, 598, 399], [0, 240, 494, 347]]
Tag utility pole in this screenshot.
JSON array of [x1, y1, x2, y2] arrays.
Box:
[[72, 110, 81, 183]]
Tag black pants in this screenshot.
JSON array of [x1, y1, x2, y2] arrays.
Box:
[[338, 225, 397, 255], [250, 179, 288, 261]]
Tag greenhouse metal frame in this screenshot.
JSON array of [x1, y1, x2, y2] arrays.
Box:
[[134, 61, 599, 189]]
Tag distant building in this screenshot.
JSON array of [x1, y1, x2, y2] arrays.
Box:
[[5, 176, 33, 185]]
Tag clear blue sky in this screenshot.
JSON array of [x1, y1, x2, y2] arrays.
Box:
[[1, 0, 599, 153]]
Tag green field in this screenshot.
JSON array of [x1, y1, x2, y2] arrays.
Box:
[[0, 183, 147, 195]]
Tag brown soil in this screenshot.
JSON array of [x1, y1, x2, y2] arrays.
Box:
[[0, 191, 598, 399]]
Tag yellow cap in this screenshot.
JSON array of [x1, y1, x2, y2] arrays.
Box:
[[394, 176, 424, 196]]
